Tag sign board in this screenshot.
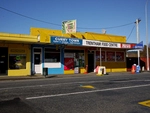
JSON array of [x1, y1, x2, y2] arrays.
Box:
[[132, 41, 143, 49], [64, 53, 74, 58], [82, 40, 121, 48], [62, 20, 76, 34], [74, 67, 79, 74], [51, 36, 82, 45], [121, 44, 131, 48]]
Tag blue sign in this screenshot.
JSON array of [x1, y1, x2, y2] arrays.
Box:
[[51, 36, 82, 45], [132, 41, 143, 49]]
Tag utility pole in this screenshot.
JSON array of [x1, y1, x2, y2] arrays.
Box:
[[135, 19, 141, 66], [145, 0, 149, 71]]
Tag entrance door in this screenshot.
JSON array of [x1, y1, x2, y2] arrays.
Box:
[[34, 53, 42, 74], [0, 47, 8, 75], [88, 52, 94, 73]]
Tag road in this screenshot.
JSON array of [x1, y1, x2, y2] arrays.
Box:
[[0, 73, 150, 113]]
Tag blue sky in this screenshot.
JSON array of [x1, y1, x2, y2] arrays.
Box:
[[0, 0, 149, 44]]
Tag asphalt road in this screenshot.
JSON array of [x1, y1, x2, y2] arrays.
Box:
[[0, 73, 150, 113]]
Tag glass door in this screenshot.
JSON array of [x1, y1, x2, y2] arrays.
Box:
[[34, 53, 42, 74]]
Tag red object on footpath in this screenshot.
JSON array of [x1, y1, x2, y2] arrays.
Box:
[[84, 65, 88, 74], [95, 66, 100, 74], [131, 64, 136, 74]]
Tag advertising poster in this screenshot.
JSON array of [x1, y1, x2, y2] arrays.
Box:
[[96, 51, 105, 61], [64, 58, 74, 70], [106, 51, 115, 61], [116, 52, 124, 61]]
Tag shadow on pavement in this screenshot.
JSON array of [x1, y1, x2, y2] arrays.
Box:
[[0, 97, 46, 113]]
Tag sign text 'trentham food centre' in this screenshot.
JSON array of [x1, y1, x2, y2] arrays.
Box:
[[82, 40, 121, 48]]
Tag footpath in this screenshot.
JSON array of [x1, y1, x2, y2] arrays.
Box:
[[0, 71, 149, 81]]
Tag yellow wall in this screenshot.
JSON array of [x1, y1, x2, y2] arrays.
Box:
[[97, 62, 127, 72], [96, 48, 127, 72], [0, 32, 38, 43], [84, 32, 126, 43], [0, 43, 31, 76], [30, 27, 126, 43], [30, 27, 127, 73]]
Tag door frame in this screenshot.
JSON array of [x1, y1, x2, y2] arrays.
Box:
[[33, 47, 42, 74], [0, 47, 8, 75], [88, 51, 95, 72]]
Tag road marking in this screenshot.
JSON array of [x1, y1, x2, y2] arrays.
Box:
[[80, 85, 95, 89], [1, 79, 150, 91], [139, 100, 150, 107], [26, 83, 150, 100]]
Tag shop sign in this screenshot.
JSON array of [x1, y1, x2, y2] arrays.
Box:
[[10, 49, 25, 53], [51, 36, 82, 45], [64, 53, 74, 58], [132, 41, 143, 49], [121, 44, 131, 48], [82, 40, 121, 48]]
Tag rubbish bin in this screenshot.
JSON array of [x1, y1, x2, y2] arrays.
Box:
[[43, 68, 48, 77]]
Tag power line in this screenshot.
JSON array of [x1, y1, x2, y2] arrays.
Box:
[[78, 22, 134, 29], [127, 25, 135, 41], [0, 6, 134, 30], [0, 6, 61, 26]]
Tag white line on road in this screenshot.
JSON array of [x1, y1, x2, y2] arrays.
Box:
[[26, 83, 150, 100], [1, 79, 150, 91]]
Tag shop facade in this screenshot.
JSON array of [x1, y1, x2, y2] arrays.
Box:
[[31, 36, 84, 75], [31, 36, 140, 75], [0, 33, 38, 76], [31, 44, 64, 75], [0, 43, 31, 76], [30, 27, 143, 75]]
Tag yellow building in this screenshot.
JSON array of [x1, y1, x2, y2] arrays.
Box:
[[0, 32, 38, 76], [0, 27, 138, 76], [30, 27, 131, 75]]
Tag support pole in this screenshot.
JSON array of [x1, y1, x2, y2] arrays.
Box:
[[145, 0, 149, 71], [99, 48, 101, 66], [136, 19, 141, 66]]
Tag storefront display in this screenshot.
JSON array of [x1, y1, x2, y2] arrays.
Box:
[[106, 51, 115, 61], [9, 54, 26, 69], [116, 52, 124, 61], [44, 48, 60, 62], [64, 58, 74, 70], [64, 50, 85, 73], [96, 51, 105, 61]]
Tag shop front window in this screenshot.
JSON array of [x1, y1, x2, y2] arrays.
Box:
[[116, 52, 125, 61], [106, 51, 115, 61], [64, 50, 85, 69], [96, 51, 106, 61], [9, 54, 26, 69], [44, 48, 60, 62]]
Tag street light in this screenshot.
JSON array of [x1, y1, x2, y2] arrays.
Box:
[[145, 0, 149, 71]]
